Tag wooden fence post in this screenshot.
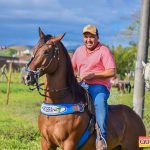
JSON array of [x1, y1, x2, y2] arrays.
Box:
[[133, 0, 150, 118], [6, 62, 12, 105]]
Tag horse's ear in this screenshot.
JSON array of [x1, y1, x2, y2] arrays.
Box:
[[54, 33, 66, 42], [39, 27, 45, 39], [142, 61, 146, 67]]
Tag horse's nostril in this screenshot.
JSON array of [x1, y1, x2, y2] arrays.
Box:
[[25, 73, 35, 85], [25, 74, 32, 85], [26, 75, 31, 81]]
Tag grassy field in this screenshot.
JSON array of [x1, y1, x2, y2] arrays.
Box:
[[0, 82, 41, 150], [0, 72, 150, 149]]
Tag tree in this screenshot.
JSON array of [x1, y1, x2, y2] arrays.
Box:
[[0, 48, 17, 57], [112, 44, 137, 79]]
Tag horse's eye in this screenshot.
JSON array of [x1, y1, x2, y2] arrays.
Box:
[[43, 50, 49, 56]]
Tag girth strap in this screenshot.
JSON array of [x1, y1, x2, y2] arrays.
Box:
[[77, 116, 95, 150]]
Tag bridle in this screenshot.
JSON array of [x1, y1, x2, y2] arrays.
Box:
[[26, 41, 60, 71], [25, 41, 69, 97]]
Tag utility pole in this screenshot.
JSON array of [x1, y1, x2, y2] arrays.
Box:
[[133, 0, 150, 119]]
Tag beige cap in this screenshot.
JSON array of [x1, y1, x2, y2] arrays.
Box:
[[83, 24, 98, 35]]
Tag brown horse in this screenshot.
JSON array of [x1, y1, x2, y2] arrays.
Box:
[[24, 28, 146, 150]]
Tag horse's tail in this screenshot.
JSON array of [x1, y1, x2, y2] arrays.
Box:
[[128, 82, 132, 93]]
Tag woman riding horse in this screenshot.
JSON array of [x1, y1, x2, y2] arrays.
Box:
[[24, 28, 146, 150]]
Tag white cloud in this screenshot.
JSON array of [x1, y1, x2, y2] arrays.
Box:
[[0, 0, 140, 25], [0, 0, 141, 46], [0, 0, 96, 25]]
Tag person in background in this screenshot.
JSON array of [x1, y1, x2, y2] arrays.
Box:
[[1, 64, 8, 82], [72, 24, 116, 150]]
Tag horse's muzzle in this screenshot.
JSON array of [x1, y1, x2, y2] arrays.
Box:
[[24, 72, 36, 86]]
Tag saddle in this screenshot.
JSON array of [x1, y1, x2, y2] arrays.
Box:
[[84, 88, 95, 116]]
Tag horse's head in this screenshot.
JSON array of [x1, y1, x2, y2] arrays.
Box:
[[24, 28, 65, 86]]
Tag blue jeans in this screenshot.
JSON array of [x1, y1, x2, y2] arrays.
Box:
[[81, 82, 110, 140]]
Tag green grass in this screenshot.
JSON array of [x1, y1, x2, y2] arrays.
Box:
[[0, 74, 150, 149], [0, 82, 42, 150]]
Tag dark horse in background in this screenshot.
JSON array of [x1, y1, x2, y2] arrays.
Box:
[[110, 76, 132, 94], [24, 28, 146, 150]]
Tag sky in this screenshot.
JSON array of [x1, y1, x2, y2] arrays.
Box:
[[0, 0, 141, 49]]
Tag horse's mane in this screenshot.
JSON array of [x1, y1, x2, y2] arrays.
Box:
[[59, 42, 86, 102], [41, 34, 53, 44], [35, 34, 53, 51]]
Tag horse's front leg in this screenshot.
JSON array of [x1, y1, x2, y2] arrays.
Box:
[[63, 141, 77, 150], [41, 137, 57, 150]]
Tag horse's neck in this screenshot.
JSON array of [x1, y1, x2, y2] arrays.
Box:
[[44, 59, 74, 103], [46, 69, 67, 90]]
